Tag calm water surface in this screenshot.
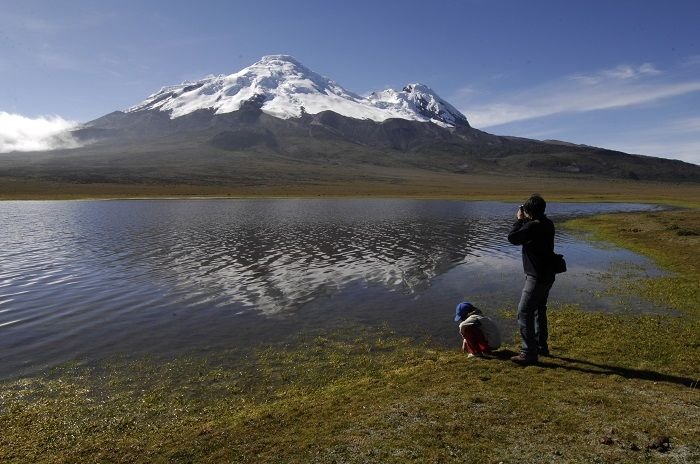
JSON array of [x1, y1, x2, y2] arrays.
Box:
[[0, 199, 663, 378]]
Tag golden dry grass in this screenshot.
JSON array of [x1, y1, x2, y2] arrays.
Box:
[[1, 170, 699, 206]]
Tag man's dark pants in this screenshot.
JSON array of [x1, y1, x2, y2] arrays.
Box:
[[517, 274, 555, 358]]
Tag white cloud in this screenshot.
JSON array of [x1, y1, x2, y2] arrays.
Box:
[[463, 62, 700, 128], [0, 112, 81, 153]]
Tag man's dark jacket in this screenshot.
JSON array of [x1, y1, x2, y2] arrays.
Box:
[[508, 216, 556, 278]]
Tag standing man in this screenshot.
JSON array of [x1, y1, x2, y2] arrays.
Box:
[[507, 194, 556, 365]]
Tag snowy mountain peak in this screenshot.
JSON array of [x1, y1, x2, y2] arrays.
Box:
[[127, 56, 469, 128], [368, 83, 469, 128], [245, 54, 319, 81], [256, 54, 305, 67]]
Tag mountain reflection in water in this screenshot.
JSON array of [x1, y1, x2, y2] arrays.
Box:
[[142, 204, 507, 315]]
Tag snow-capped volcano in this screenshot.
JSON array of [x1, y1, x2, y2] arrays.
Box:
[[12, 55, 700, 186], [127, 55, 469, 128]]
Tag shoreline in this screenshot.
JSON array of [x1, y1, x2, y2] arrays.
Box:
[[2, 191, 698, 209]]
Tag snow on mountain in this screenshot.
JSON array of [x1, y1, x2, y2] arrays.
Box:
[[127, 55, 469, 128], [367, 84, 469, 127]]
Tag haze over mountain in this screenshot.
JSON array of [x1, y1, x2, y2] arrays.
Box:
[[1, 55, 699, 190]]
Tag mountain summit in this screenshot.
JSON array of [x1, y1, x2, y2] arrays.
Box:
[[127, 55, 470, 128]]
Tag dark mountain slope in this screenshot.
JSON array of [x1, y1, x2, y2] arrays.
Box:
[[2, 107, 698, 186]]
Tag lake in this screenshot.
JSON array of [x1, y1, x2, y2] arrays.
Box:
[[0, 199, 663, 378]]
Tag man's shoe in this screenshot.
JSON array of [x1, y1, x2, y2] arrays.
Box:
[[538, 348, 550, 357], [510, 353, 538, 365]]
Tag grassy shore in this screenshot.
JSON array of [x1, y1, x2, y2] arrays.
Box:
[[1, 208, 699, 462]]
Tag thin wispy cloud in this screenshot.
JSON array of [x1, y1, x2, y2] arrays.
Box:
[[570, 62, 661, 84], [664, 116, 700, 133], [464, 63, 700, 128], [681, 55, 700, 68], [0, 112, 81, 153], [454, 86, 477, 99]]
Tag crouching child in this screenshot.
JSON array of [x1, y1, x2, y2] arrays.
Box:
[[454, 302, 501, 358]]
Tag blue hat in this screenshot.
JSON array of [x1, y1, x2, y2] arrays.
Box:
[[454, 301, 476, 322]]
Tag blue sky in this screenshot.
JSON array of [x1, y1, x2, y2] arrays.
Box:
[[1, 0, 699, 163]]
